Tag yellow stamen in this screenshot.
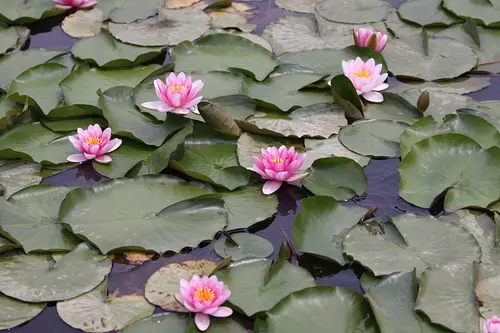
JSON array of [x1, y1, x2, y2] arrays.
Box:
[[272, 158, 285, 164], [353, 70, 372, 78], [169, 85, 185, 92], [86, 137, 103, 145], [194, 287, 215, 302]]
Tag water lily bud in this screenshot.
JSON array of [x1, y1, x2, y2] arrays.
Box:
[[417, 91, 430, 113]]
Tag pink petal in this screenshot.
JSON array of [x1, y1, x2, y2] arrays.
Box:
[[80, 0, 97, 7], [94, 155, 112, 164], [68, 136, 83, 152], [171, 108, 191, 115], [362, 91, 384, 103], [103, 138, 122, 154], [287, 173, 309, 182], [183, 96, 203, 109], [141, 101, 173, 112], [195, 313, 210, 332], [84, 153, 96, 160], [372, 83, 389, 91], [211, 306, 233, 318], [263, 181, 282, 194], [67, 154, 88, 163]]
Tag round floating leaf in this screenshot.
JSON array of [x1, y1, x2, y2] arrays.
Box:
[[0, 123, 75, 164], [443, 0, 500, 27], [343, 214, 481, 276], [305, 136, 371, 167], [0, 0, 66, 24], [383, 35, 478, 80], [209, 12, 256, 32], [0, 243, 112, 302], [206, 29, 273, 52], [59, 176, 224, 254], [57, 279, 154, 333], [72, 30, 164, 68], [303, 157, 367, 200], [216, 257, 315, 316], [387, 76, 491, 95], [400, 114, 500, 158], [416, 264, 480, 333], [0, 294, 45, 330], [461, 101, 500, 131], [476, 273, 500, 319], [145, 259, 219, 311], [7, 63, 70, 115], [399, 89, 473, 120], [0, 49, 63, 91], [0, 93, 25, 129], [398, 0, 463, 27], [0, 185, 81, 252], [214, 233, 273, 260], [267, 286, 368, 333], [338, 119, 409, 158], [41, 116, 108, 134], [293, 196, 368, 264], [0, 236, 20, 254], [97, 0, 158, 23], [108, 7, 210, 47], [0, 26, 29, 54], [364, 93, 422, 125], [61, 8, 104, 38], [240, 103, 346, 138], [242, 72, 333, 112], [172, 34, 278, 81], [165, 0, 201, 8], [0, 161, 42, 198], [275, 0, 316, 13], [399, 134, 500, 211], [169, 124, 249, 191], [316, 0, 392, 24]]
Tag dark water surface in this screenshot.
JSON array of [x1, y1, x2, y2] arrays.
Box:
[[9, 0, 498, 332]]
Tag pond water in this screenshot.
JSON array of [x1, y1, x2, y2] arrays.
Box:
[[4, 0, 500, 332]]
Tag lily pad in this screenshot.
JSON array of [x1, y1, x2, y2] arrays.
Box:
[[0, 26, 29, 54], [96, 0, 159, 23], [0, 0, 66, 24], [399, 114, 500, 158], [398, 0, 463, 27], [0, 242, 112, 302], [144, 259, 219, 311], [41, 116, 108, 134], [214, 233, 273, 260], [476, 273, 500, 319], [209, 12, 256, 32], [266, 286, 368, 333], [275, 0, 316, 13], [364, 93, 423, 125], [0, 294, 46, 330], [215, 257, 316, 316], [172, 34, 279, 81], [242, 72, 333, 112], [57, 279, 155, 333], [443, 0, 500, 27], [7, 63, 70, 115], [205, 29, 273, 52], [71, 30, 164, 68], [400, 89, 473, 120], [383, 34, 478, 80], [0, 185, 81, 253], [293, 196, 368, 264], [302, 157, 367, 200], [387, 76, 491, 95], [343, 214, 481, 276], [61, 8, 104, 38], [0, 161, 42, 198], [0, 236, 20, 254], [398, 134, 500, 211], [304, 136, 371, 167], [59, 176, 225, 254], [316, 0, 392, 24], [338, 119, 409, 158], [0, 93, 25, 129], [108, 7, 210, 47]]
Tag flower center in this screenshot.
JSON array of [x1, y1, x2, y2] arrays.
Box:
[[194, 287, 215, 302], [86, 137, 103, 145], [271, 158, 285, 164], [169, 85, 185, 92], [353, 70, 372, 78]]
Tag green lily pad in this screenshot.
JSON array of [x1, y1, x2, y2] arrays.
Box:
[[40, 116, 108, 134], [169, 124, 249, 191], [0, 93, 25, 129], [205, 29, 273, 52], [71, 30, 164, 68], [172, 34, 279, 81], [0, 185, 81, 253], [476, 273, 500, 319], [384, 9, 422, 38], [57, 278, 155, 333], [266, 286, 368, 333], [0, 236, 21, 254], [400, 89, 473, 120], [338, 119, 409, 158], [398, 134, 500, 211], [304, 136, 371, 167], [215, 257, 316, 316], [209, 12, 256, 32], [416, 264, 481, 333], [0, 242, 112, 302], [343, 214, 481, 276], [7, 63, 70, 115], [0, 49, 63, 91], [383, 34, 478, 80], [242, 72, 333, 112], [364, 93, 422, 125], [108, 7, 211, 47], [0, 0, 66, 24], [387, 76, 491, 95], [275, 0, 316, 13], [303, 157, 367, 200], [316, 0, 392, 24], [293, 196, 368, 264], [0, 26, 29, 54], [61, 7, 103, 38], [443, 0, 500, 27], [59, 176, 224, 254], [461, 100, 500, 130], [214, 233, 273, 260], [144, 259, 219, 311], [0, 294, 46, 330], [399, 114, 500, 158], [96, 0, 159, 23], [398, 0, 463, 27], [0, 161, 42, 198]]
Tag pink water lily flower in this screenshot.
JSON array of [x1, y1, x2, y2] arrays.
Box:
[[54, 0, 97, 8], [67, 124, 122, 164], [141, 72, 203, 115], [484, 316, 500, 333], [342, 57, 388, 103], [354, 28, 388, 53], [175, 275, 232, 332], [253, 146, 308, 195]]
